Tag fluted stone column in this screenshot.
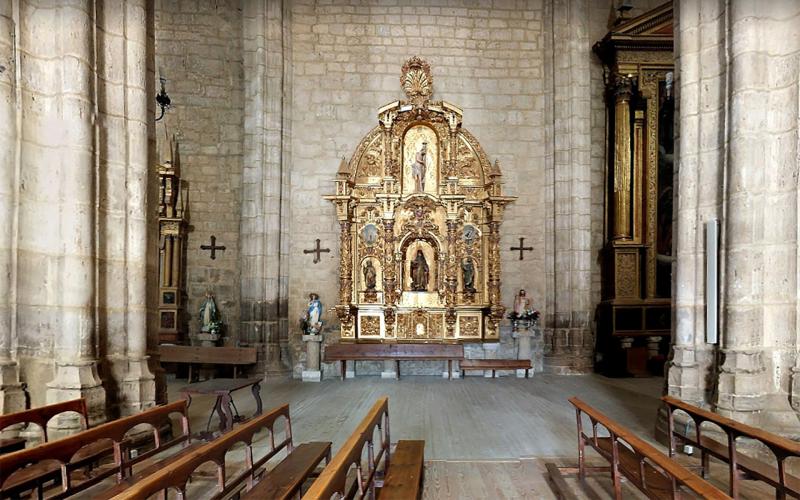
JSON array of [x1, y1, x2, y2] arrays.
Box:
[[24, 1, 106, 426], [666, 0, 800, 433], [0, 2, 25, 415], [118, 0, 156, 414]]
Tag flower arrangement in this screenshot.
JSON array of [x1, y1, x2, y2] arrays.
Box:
[[507, 309, 540, 322]]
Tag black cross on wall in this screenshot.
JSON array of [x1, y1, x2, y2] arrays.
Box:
[[510, 237, 533, 260], [303, 239, 330, 264], [200, 235, 226, 260]]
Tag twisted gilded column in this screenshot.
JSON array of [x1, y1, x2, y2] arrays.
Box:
[[0, 2, 25, 414]]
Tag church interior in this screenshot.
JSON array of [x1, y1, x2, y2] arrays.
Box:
[[0, 0, 799, 498]]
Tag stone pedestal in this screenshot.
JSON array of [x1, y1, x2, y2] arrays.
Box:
[[381, 360, 397, 379], [301, 335, 323, 382], [193, 332, 220, 347], [46, 361, 107, 432], [0, 360, 25, 415], [512, 324, 538, 379]]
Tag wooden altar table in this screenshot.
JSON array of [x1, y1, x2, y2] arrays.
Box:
[[324, 343, 464, 380]]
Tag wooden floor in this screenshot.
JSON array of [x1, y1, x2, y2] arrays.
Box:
[[161, 374, 777, 499], [168, 373, 664, 460]]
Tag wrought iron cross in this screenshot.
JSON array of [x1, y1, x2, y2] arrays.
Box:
[[510, 237, 533, 260], [304, 239, 330, 264], [200, 235, 226, 260]]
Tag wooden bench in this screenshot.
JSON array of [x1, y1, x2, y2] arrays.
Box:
[[460, 358, 532, 378], [0, 400, 191, 499], [159, 344, 258, 381], [547, 397, 730, 500], [303, 396, 425, 499], [324, 343, 464, 380], [664, 395, 800, 499], [108, 403, 331, 500], [0, 398, 88, 454]]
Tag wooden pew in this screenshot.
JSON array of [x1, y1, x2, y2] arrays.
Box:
[[303, 396, 425, 499], [663, 395, 800, 499], [547, 397, 730, 500], [159, 344, 258, 381], [108, 404, 331, 500], [459, 358, 532, 378], [324, 343, 464, 380], [0, 401, 191, 499], [0, 398, 88, 454]]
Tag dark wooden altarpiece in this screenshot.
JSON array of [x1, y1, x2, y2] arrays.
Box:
[[593, 2, 675, 376]]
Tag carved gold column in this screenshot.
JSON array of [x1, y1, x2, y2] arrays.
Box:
[[612, 75, 633, 240], [445, 220, 458, 337], [337, 220, 355, 338], [382, 219, 397, 334], [486, 220, 503, 339]]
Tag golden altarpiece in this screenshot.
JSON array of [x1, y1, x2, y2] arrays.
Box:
[[594, 3, 674, 375], [326, 57, 515, 343]]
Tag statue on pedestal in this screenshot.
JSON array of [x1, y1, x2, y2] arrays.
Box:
[[513, 289, 531, 317], [410, 250, 429, 291], [302, 293, 324, 335], [412, 142, 428, 192], [198, 292, 221, 334]]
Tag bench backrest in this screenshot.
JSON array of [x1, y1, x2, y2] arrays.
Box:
[[159, 344, 258, 364], [570, 397, 729, 500], [303, 397, 390, 499], [663, 395, 800, 497], [0, 400, 190, 498], [111, 404, 294, 500], [324, 343, 464, 360], [0, 398, 88, 442]]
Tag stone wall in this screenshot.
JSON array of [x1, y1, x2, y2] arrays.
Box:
[[154, 0, 245, 342], [283, 0, 613, 374]]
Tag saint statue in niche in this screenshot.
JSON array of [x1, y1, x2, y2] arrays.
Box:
[[410, 249, 429, 291], [363, 260, 377, 291], [462, 258, 475, 292], [412, 142, 428, 192]]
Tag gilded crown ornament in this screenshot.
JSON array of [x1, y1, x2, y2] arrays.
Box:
[[401, 56, 433, 104]]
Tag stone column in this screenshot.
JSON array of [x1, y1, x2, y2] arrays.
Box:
[[542, 0, 593, 374], [715, 0, 800, 427], [119, 0, 155, 414], [38, 1, 105, 426], [240, 0, 290, 375], [0, 2, 25, 415], [512, 324, 536, 379]]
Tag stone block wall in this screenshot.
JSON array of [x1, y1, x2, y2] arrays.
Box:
[[154, 0, 245, 342]]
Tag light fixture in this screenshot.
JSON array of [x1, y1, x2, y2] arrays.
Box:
[[156, 76, 171, 122]]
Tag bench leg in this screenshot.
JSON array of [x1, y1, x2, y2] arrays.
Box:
[[188, 364, 193, 383], [492, 369, 496, 378], [341, 360, 346, 380], [448, 360, 452, 380], [396, 360, 401, 380], [461, 369, 465, 379], [525, 369, 529, 379]]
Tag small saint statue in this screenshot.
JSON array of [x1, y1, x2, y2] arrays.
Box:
[[462, 258, 475, 292], [198, 291, 220, 334], [410, 249, 429, 291], [303, 293, 323, 335], [513, 289, 532, 316], [412, 142, 428, 192], [363, 260, 377, 291]]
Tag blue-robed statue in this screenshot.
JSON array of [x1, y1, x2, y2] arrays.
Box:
[[303, 293, 323, 335]]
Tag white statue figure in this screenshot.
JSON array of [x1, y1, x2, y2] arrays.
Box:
[[513, 289, 532, 317], [412, 142, 428, 192], [303, 293, 323, 335], [199, 291, 220, 333]]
